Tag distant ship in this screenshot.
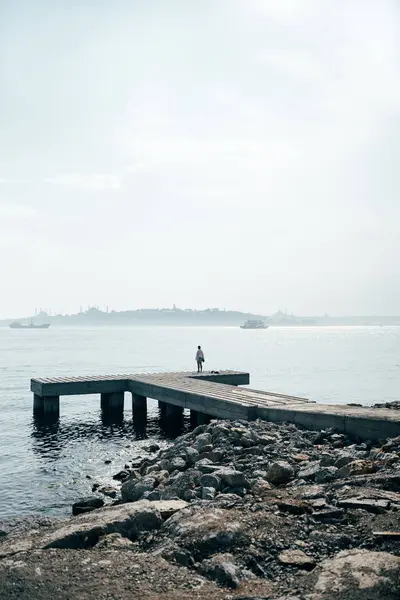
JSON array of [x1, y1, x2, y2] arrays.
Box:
[[240, 320, 268, 330], [9, 320, 50, 329]]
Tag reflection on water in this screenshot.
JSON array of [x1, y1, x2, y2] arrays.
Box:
[[31, 407, 189, 462]]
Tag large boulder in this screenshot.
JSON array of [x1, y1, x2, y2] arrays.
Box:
[[336, 460, 376, 478], [0, 500, 188, 557], [121, 476, 157, 502], [161, 506, 250, 558], [198, 553, 241, 588], [266, 461, 294, 485], [304, 549, 400, 599]]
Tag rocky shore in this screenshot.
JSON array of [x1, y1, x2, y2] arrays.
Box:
[[1, 418, 400, 599]]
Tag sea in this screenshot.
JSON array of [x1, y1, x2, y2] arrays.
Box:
[[1, 325, 399, 520]]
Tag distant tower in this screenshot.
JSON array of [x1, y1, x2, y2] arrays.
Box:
[[173, 303, 177, 311]]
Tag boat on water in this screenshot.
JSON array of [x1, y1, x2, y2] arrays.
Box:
[[240, 319, 268, 329], [9, 321, 50, 329]]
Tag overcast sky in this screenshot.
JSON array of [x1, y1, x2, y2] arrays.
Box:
[[0, 0, 399, 317]]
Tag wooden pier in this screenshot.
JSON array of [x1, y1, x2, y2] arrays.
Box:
[[31, 370, 400, 440]]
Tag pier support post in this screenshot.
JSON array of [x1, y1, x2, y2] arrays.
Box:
[[196, 411, 211, 426], [190, 409, 198, 428], [165, 404, 183, 420], [33, 394, 44, 413], [43, 396, 60, 418], [158, 400, 167, 417], [101, 392, 124, 413], [132, 393, 147, 420]]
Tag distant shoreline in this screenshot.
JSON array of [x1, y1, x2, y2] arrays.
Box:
[[2, 307, 400, 327]]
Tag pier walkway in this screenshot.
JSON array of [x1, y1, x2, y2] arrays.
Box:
[[31, 370, 400, 440]]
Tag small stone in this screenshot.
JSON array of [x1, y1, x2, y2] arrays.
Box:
[[145, 443, 160, 453], [257, 435, 277, 446], [278, 549, 315, 569], [293, 454, 310, 463], [98, 486, 118, 499], [170, 457, 186, 472], [112, 470, 129, 482], [277, 499, 312, 515], [199, 444, 214, 454], [297, 461, 321, 480], [201, 486, 216, 500], [95, 533, 134, 549], [266, 461, 294, 485], [104, 460, 112, 465]]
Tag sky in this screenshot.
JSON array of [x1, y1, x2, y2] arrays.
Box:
[[0, 0, 399, 317]]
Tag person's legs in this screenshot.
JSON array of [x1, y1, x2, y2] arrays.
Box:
[[200, 360, 203, 372], [197, 360, 201, 372]]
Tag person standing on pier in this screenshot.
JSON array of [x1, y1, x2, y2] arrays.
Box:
[[196, 346, 205, 372]]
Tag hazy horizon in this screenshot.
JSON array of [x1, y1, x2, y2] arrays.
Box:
[[1, 0, 399, 317]]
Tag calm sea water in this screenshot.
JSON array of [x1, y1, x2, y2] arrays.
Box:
[[1, 325, 399, 519]]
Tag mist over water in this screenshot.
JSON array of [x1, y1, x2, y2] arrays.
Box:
[[1, 325, 400, 519]]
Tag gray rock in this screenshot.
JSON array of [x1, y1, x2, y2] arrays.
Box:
[[145, 443, 160, 453], [200, 473, 221, 490], [164, 469, 201, 500], [199, 553, 241, 588], [199, 444, 214, 454], [195, 433, 212, 452], [195, 458, 220, 473], [201, 486, 216, 500], [144, 490, 161, 501], [222, 486, 247, 497], [146, 464, 161, 474], [215, 467, 250, 488], [297, 461, 321, 480], [98, 486, 118, 499], [241, 446, 263, 456], [319, 453, 335, 467], [183, 489, 197, 501], [200, 449, 225, 463], [266, 461, 294, 485], [314, 466, 338, 483], [192, 424, 208, 436], [121, 476, 156, 502], [72, 497, 104, 516], [334, 453, 357, 469], [306, 549, 400, 599], [95, 532, 135, 549], [180, 446, 199, 466], [112, 470, 130, 482], [170, 457, 186, 471], [337, 497, 390, 513], [257, 434, 277, 446], [0, 500, 188, 557], [278, 549, 316, 569]]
